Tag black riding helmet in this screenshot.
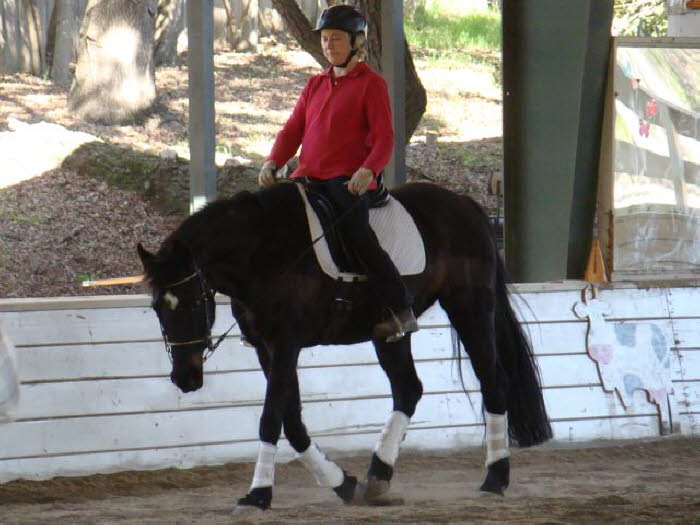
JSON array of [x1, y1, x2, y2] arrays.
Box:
[[314, 5, 367, 68]]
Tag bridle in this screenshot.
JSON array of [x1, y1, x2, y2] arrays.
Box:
[[155, 264, 237, 362]]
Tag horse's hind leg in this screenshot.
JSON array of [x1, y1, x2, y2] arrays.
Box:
[[440, 286, 510, 496], [365, 335, 423, 504]]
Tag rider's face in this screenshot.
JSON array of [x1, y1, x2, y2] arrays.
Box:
[[321, 29, 351, 66]]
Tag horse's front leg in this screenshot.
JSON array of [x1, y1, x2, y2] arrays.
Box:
[[287, 375, 361, 504], [245, 346, 362, 508], [366, 335, 423, 504], [234, 344, 300, 513]]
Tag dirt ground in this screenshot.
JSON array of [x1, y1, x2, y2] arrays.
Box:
[[0, 437, 697, 524]]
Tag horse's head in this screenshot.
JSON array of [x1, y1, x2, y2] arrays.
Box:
[[137, 240, 215, 393]]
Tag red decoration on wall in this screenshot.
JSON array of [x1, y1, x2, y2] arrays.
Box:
[[646, 98, 658, 118]]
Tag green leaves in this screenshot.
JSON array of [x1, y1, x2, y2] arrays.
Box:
[[613, 0, 668, 37]]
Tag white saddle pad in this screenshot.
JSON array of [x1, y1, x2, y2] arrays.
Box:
[[295, 183, 426, 282]]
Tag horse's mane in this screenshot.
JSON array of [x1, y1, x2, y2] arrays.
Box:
[[139, 191, 259, 285], [145, 185, 301, 286], [164, 193, 252, 248]]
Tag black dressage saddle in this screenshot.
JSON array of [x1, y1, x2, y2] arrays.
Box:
[[301, 175, 389, 275]]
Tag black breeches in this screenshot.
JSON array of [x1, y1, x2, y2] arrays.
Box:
[[309, 177, 411, 312]]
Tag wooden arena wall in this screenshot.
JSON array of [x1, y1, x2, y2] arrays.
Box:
[[0, 282, 698, 482]]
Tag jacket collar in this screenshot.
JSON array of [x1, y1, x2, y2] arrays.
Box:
[[322, 60, 369, 79]]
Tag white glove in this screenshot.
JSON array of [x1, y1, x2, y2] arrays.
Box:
[[345, 167, 374, 196], [258, 160, 278, 188]]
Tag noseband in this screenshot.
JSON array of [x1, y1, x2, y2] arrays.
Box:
[[156, 265, 237, 362]]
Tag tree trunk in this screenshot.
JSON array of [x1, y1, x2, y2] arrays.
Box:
[[48, 0, 87, 86], [69, 0, 157, 124], [271, 0, 327, 66], [239, 0, 259, 52], [1, 0, 44, 74], [20, 0, 43, 75], [0, 0, 22, 73], [36, 0, 54, 53], [222, 0, 259, 52], [356, 1, 426, 142], [298, 0, 320, 23], [221, 0, 235, 47], [154, 0, 184, 66], [272, 0, 426, 143], [258, 0, 285, 36], [401, 38, 427, 142]]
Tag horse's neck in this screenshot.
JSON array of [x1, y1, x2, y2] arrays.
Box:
[[185, 185, 310, 299], [170, 200, 258, 289]]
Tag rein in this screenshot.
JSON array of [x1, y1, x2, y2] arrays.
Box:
[[157, 265, 237, 362]]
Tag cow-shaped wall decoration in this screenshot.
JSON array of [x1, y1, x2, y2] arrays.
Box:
[[573, 289, 680, 435]]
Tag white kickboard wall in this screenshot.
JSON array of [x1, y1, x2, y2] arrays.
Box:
[[0, 282, 698, 482]]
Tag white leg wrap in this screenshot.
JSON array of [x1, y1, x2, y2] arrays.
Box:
[[297, 442, 344, 488], [374, 411, 410, 466], [251, 441, 277, 489], [485, 411, 509, 466]]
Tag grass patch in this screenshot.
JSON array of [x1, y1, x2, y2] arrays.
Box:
[[3, 212, 47, 225], [405, 4, 501, 66]]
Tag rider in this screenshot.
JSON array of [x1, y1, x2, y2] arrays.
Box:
[[258, 5, 417, 342]]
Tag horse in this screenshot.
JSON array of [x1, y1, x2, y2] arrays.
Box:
[[137, 180, 552, 512]]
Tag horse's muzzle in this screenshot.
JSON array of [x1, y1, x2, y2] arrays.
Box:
[[171, 370, 203, 393]]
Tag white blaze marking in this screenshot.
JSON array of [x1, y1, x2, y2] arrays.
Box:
[[163, 291, 179, 310]]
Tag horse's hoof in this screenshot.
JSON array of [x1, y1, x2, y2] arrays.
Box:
[[363, 478, 404, 506], [333, 471, 362, 504], [233, 487, 271, 515], [365, 477, 390, 500], [479, 457, 510, 496]]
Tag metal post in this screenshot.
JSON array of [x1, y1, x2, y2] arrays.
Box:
[[187, 0, 217, 213], [380, 0, 405, 188]]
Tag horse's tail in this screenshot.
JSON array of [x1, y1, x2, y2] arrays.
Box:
[[494, 256, 553, 447]]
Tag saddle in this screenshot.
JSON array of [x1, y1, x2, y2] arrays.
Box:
[[295, 180, 426, 283], [302, 178, 388, 274]]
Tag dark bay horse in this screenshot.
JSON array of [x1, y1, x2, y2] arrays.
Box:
[[137, 181, 552, 512]]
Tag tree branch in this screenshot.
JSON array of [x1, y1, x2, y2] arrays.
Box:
[[271, 0, 328, 68]]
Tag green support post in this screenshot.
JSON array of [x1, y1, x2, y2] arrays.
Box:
[[502, 0, 613, 282]]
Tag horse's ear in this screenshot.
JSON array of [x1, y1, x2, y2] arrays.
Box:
[[137, 243, 155, 269]]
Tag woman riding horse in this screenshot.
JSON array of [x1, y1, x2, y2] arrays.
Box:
[[258, 5, 418, 342]]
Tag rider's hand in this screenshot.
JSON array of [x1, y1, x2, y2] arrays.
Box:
[[345, 167, 374, 196], [258, 160, 278, 188]]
